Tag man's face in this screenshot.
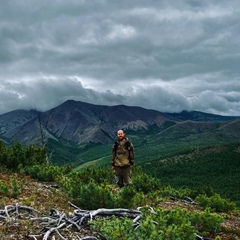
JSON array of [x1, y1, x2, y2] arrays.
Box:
[[117, 130, 125, 141]]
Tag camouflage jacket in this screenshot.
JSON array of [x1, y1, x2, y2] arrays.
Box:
[[112, 137, 134, 167]]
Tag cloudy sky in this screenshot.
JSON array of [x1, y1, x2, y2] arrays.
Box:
[[0, 0, 240, 116]]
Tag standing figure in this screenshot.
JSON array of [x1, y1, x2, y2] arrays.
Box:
[[112, 129, 134, 188]]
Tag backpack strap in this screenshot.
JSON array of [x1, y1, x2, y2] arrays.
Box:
[[114, 141, 118, 152]]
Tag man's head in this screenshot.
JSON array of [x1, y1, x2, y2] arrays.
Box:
[[117, 129, 125, 141]]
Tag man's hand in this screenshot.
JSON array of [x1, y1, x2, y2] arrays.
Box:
[[112, 166, 115, 170]]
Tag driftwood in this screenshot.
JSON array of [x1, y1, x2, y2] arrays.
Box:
[[0, 202, 211, 240]]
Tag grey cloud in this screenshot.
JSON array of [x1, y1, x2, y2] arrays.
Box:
[[0, 78, 88, 113], [0, 0, 240, 116], [126, 86, 191, 113], [191, 90, 236, 115], [0, 77, 239, 116]]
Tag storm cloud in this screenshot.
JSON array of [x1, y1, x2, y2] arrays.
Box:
[[0, 0, 240, 115]]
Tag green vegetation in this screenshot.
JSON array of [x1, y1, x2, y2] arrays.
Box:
[[143, 142, 240, 204], [26, 164, 235, 239], [59, 136, 240, 206], [91, 207, 224, 240], [0, 140, 47, 171], [196, 194, 236, 212], [0, 140, 239, 239], [0, 182, 9, 196]]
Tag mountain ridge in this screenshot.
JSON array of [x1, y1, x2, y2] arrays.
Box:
[[0, 99, 239, 146]]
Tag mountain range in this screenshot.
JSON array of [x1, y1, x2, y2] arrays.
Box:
[[0, 99, 240, 166], [1, 99, 239, 144]]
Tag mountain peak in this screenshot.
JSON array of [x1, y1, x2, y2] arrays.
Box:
[[0, 100, 239, 146]]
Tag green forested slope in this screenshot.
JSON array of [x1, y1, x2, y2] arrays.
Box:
[[143, 143, 240, 204], [72, 139, 240, 204]]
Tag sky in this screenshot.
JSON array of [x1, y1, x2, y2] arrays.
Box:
[[0, 0, 240, 116]]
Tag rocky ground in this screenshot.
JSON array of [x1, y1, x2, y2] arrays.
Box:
[[0, 172, 239, 240]]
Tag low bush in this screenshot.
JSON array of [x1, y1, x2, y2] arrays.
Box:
[[195, 193, 236, 212], [132, 167, 161, 194], [0, 182, 9, 196], [91, 206, 224, 240], [71, 182, 117, 209], [25, 164, 71, 182]]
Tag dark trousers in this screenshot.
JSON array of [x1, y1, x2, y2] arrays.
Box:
[[114, 166, 132, 188]]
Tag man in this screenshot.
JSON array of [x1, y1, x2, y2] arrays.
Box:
[[112, 129, 134, 188]]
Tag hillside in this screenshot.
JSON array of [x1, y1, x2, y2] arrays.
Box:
[[143, 142, 240, 205], [0, 140, 240, 239], [0, 100, 240, 173], [1, 101, 240, 206], [74, 142, 240, 206]]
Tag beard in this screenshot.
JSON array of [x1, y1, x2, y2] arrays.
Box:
[[118, 136, 124, 141]]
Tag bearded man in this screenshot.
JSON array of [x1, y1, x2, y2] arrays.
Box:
[[112, 129, 134, 188]]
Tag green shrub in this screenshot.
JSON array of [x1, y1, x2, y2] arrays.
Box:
[[72, 182, 117, 209], [0, 142, 48, 171], [91, 206, 224, 240], [11, 177, 20, 198], [25, 164, 68, 182], [0, 182, 9, 196], [195, 193, 236, 212], [76, 166, 114, 185], [132, 170, 161, 194], [91, 207, 196, 240], [91, 216, 134, 240], [191, 208, 224, 233], [159, 185, 192, 199], [117, 185, 138, 209]]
